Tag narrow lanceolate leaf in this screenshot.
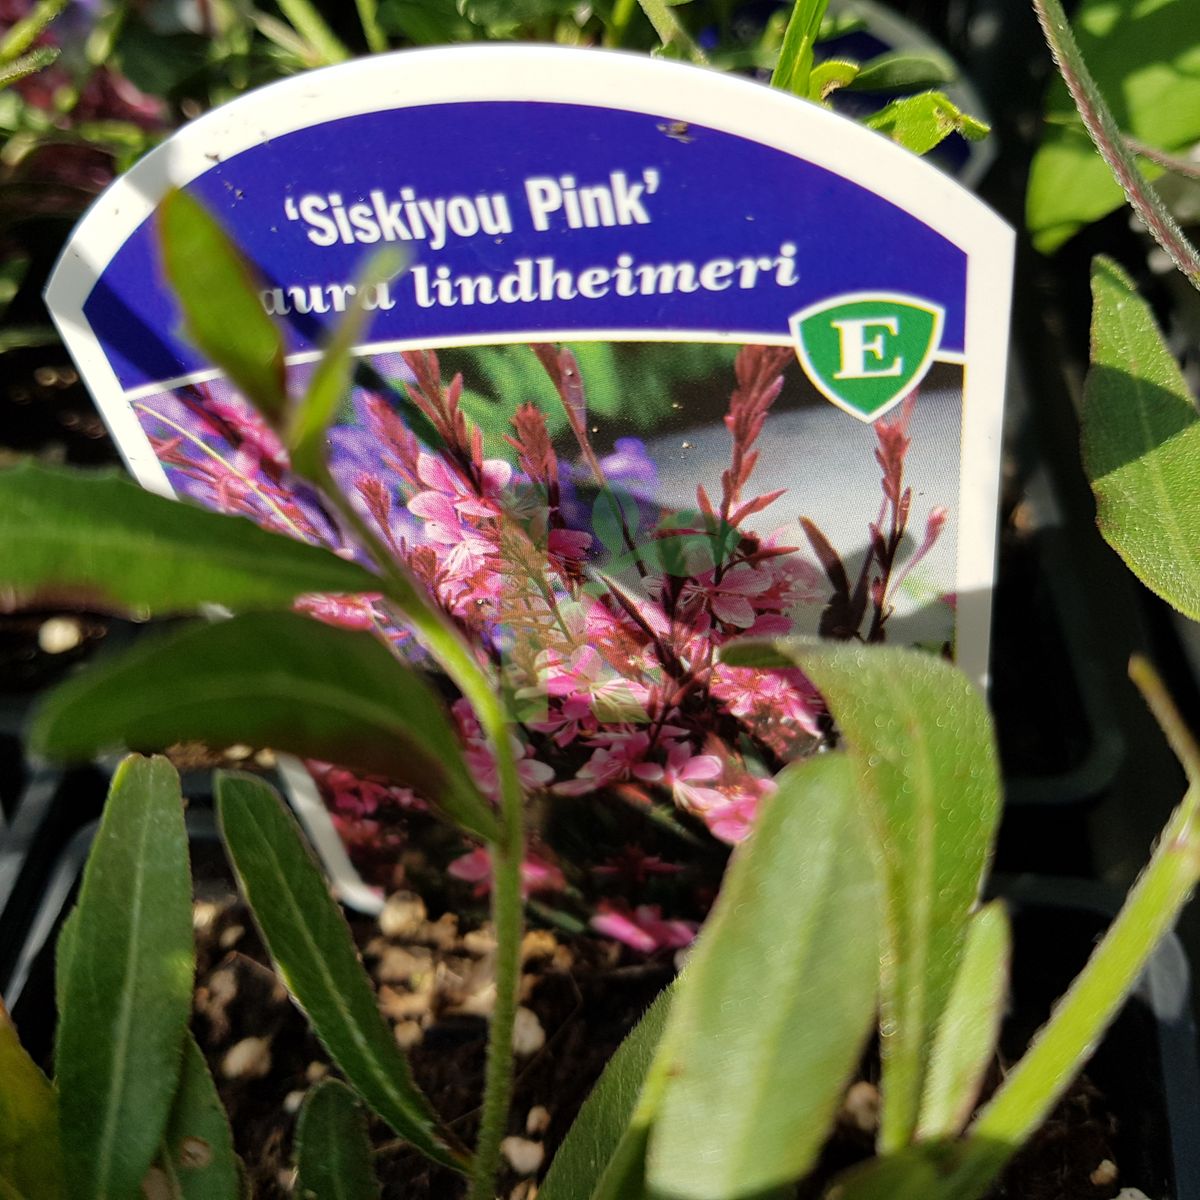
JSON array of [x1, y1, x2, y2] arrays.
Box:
[[158, 189, 287, 424], [0, 1001, 64, 1200], [916, 902, 1010, 1141], [537, 988, 672, 1200], [215, 773, 463, 1173], [646, 753, 880, 1200], [32, 612, 498, 843], [865, 92, 989, 156], [0, 464, 378, 615], [722, 641, 1001, 1155], [295, 1079, 381, 1199], [157, 1034, 240, 1200], [770, 0, 830, 97], [56, 755, 195, 1200], [1083, 256, 1200, 620], [289, 249, 405, 479]]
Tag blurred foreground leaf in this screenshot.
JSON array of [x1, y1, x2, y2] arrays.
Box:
[[646, 753, 879, 1199], [0, 1002, 63, 1200], [0, 464, 378, 615], [32, 612, 498, 842]]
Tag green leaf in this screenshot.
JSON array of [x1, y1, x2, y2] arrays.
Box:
[[1027, 0, 1200, 254], [808, 59, 860, 102], [289, 249, 405, 479], [865, 92, 989, 156], [770, 0, 829, 96], [295, 1079, 382, 1199], [0, 1001, 63, 1200], [916, 902, 1009, 1141], [1083, 256, 1200, 619], [825, 1151, 942, 1200], [0, 0, 67, 62], [646, 753, 879, 1200], [55, 755, 194, 1200], [0, 463, 379, 616], [32, 611, 499, 843], [537, 989, 672, 1200], [0, 46, 57, 90], [722, 641, 1001, 1155], [157, 1034, 240, 1200], [158, 189, 287, 424], [215, 772, 464, 1172], [848, 50, 956, 94], [276, 0, 352, 62]]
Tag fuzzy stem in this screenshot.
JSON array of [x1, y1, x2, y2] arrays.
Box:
[[635, 0, 707, 63], [318, 471, 525, 1194], [1032, 0, 1200, 288]]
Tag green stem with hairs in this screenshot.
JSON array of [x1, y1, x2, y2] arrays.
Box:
[[1032, 0, 1200, 288], [317, 470, 525, 1198], [635, 0, 707, 63]]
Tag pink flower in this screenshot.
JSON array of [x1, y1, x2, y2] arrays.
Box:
[[680, 563, 773, 629], [590, 902, 697, 954], [448, 847, 566, 897], [685, 772, 778, 844], [555, 729, 656, 796], [636, 740, 726, 811], [294, 592, 382, 631], [453, 699, 555, 801], [710, 664, 823, 743]]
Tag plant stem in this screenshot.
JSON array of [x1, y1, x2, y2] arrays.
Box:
[[1126, 137, 1200, 184], [635, 0, 707, 63], [318, 472, 526, 1197], [1032, 0, 1200, 288]]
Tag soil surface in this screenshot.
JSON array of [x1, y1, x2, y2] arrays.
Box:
[[188, 850, 1131, 1200]]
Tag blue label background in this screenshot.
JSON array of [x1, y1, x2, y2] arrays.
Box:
[[85, 100, 967, 390]]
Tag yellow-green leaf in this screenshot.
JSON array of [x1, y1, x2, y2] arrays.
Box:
[[0, 1002, 63, 1200]]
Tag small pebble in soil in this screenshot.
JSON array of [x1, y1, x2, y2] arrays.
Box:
[[520, 929, 558, 963], [193, 901, 220, 932], [512, 1007, 546, 1057], [283, 1090, 306, 1115], [840, 1081, 881, 1134], [464, 927, 497, 956], [394, 1020, 423, 1049], [1090, 1160, 1119, 1188], [219, 924, 245, 949], [379, 892, 427, 939], [305, 1061, 328, 1083], [526, 1105, 551, 1135], [222, 1036, 273, 1080], [37, 617, 83, 654], [141, 1167, 173, 1200], [1116, 1191, 1153, 1200], [500, 1136, 545, 1176]]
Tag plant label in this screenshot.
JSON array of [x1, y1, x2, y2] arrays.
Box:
[[46, 45, 1013, 685]]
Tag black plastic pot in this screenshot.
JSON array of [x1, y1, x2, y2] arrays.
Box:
[[4, 803, 1197, 1199], [995, 875, 1200, 1200]]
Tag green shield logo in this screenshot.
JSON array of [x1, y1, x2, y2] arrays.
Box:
[[789, 293, 945, 422]]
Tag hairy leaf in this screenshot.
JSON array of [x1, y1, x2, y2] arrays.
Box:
[[865, 92, 988, 156], [722, 641, 1001, 1154], [1083, 256, 1200, 619], [916, 902, 1009, 1140], [157, 1034, 241, 1200], [849, 50, 955, 94], [537, 989, 671, 1200], [56, 756, 194, 1200], [1027, 0, 1200, 254], [295, 1079, 381, 1199], [158, 189, 287, 423], [32, 611, 498, 842], [216, 772, 464, 1172], [0, 1001, 63, 1200], [646, 753, 879, 1199], [0, 463, 378, 616]]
